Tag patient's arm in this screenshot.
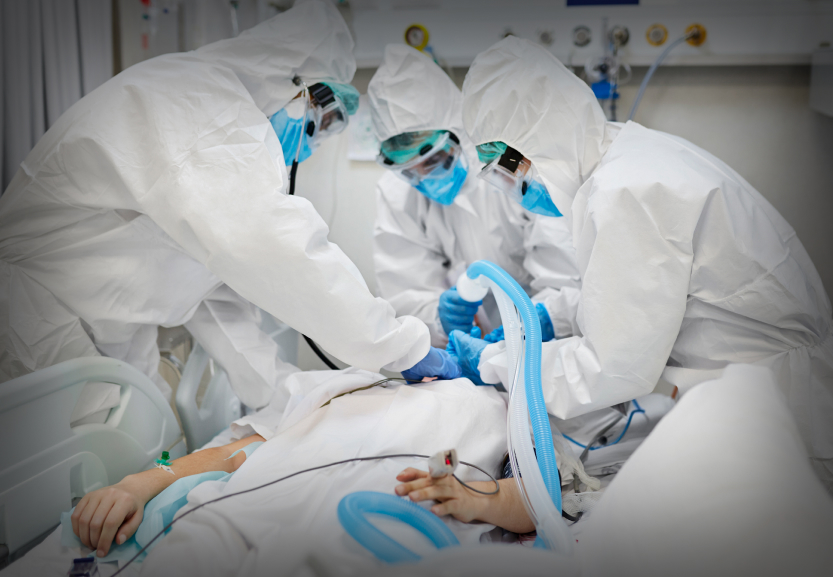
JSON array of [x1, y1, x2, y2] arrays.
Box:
[[71, 434, 265, 557], [395, 468, 534, 534]]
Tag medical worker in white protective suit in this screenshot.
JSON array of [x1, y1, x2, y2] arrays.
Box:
[[368, 45, 581, 362], [452, 37, 833, 490], [0, 0, 457, 412]]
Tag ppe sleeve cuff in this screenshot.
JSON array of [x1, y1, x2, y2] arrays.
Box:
[[532, 288, 581, 339], [381, 316, 432, 372], [477, 342, 506, 385]]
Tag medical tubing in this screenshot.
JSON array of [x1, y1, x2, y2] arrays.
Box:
[[563, 403, 646, 451], [337, 492, 459, 564], [288, 81, 309, 196], [628, 34, 689, 121], [288, 159, 299, 195], [108, 453, 497, 576], [462, 263, 574, 554], [464, 261, 560, 504], [303, 334, 339, 369]]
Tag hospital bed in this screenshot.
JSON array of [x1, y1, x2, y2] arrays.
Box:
[[4, 360, 832, 576], [0, 316, 298, 567], [0, 357, 185, 565]]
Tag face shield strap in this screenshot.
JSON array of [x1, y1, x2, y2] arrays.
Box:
[[497, 146, 524, 173], [309, 83, 336, 108]]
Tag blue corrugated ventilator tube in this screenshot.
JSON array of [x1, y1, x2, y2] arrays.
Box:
[[338, 261, 575, 560]]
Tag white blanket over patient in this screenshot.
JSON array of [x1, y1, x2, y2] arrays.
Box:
[[139, 369, 508, 577]]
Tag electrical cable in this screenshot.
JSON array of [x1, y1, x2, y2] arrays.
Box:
[[109, 453, 499, 575], [302, 334, 339, 369], [288, 159, 299, 195], [628, 31, 697, 121], [321, 377, 408, 407]]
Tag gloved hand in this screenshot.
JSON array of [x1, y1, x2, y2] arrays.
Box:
[[401, 347, 462, 383], [483, 303, 555, 344], [438, 287, 482, 337], [446, 330, 489, 386]]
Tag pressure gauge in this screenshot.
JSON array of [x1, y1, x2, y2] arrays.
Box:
[[404, 24, 429, 51]]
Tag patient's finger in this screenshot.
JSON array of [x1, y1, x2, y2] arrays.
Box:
[[117, 507, 144, 547], [431, 500, 459, 517], [97, 499, 132, 557], [396, 468, 427, 482], [395, 475, 433, 496], [88, 496, 116, 550], [408, 483, 454, 503], [77, 494, 102, 548], [70, 495, 90, 538]]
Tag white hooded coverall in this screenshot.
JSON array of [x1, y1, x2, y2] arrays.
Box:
[[368, 45, 582, 348], [463, 37, 833, 490], [0, 0, 429, 410]]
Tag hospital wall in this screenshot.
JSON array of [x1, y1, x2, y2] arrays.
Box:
[[293, 63, 833, 370]]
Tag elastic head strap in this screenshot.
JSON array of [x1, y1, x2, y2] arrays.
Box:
[[309, 83, 336, 107], [497, 146, 524, 173]]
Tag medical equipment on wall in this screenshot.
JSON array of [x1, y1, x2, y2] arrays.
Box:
[[584, 25, 631, 121], [403, 23, 453, 78], [628, 24, 706, 121]]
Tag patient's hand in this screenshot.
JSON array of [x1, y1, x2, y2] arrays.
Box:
[[394, 467, 534, 533], [70, 433, 265, 557], [395, 468, 483, 523], [70, 476, 150, 557]]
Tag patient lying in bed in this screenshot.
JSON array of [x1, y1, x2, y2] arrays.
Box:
[[10, 368, 668, 577]]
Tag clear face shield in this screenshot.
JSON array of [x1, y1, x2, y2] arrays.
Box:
[[376, 131, 465, 187], [476, 146, 535, 202]]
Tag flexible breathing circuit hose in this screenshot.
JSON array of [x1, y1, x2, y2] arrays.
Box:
[[458, 260, 574, 553], [337, 262, 572, 562], [337, 492, 459, 563], [459, 261, 560, 506]]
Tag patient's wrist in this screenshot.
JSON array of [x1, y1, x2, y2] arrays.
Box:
[[117, 472, 161, 504]]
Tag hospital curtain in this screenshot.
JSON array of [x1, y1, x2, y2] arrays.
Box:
[[1, 0, 113, 192]]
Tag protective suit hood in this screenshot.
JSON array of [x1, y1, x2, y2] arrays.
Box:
[[195, 0, 356, 118], [462, 36, 613, 215], [368, 44, 477, 162]]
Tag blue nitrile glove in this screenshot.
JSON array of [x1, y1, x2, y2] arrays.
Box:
[[483, 303, 555, 344], [446, 329, 490, 386], [401, 347, 462, 383], [438, 287, 482, 336]]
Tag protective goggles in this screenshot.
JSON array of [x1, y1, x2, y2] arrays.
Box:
[[476, 145, 535, 203], [376, 131, 464, 187], [306, 82, 349, 147]]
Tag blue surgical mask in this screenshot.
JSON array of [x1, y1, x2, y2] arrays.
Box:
[[270, 107, 315, 165], [414, 154, 469, 205], [520, 179, 562, 217]]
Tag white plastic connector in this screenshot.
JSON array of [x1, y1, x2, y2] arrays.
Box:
[[456, 273, 489, 303], [428, 449, 459, 478]]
